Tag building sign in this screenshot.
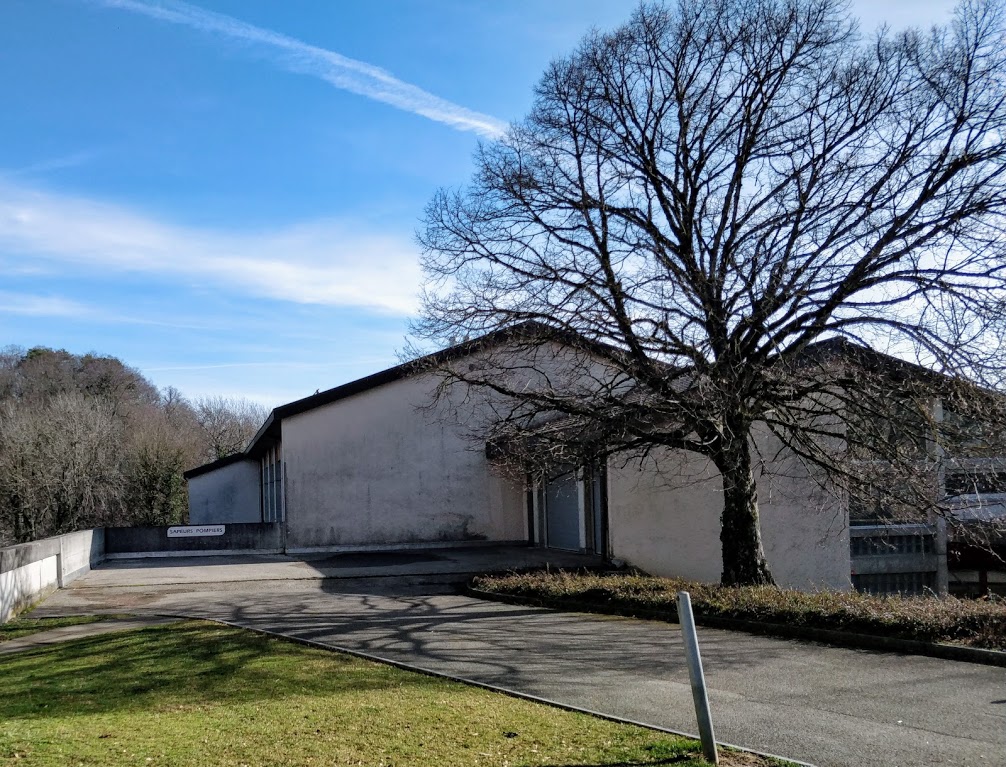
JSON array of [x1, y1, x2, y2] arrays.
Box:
[[167, 525, 226, 538]]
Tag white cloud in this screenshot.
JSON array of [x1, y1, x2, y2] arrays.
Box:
[[0, 181, 423, 315], [0, 292, 97, 319], [95, 0, 507, 139], [0, 289, 236, 331]]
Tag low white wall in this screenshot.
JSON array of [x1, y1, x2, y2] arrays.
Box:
[[58, 528, 105, 583], [0, 555, 59, 624], [0, 529, 105, 623], [188, 460, 262, 524]]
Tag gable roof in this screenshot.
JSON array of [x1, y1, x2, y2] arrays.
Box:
[[184, 321, 569, 479], [184, 322, 978, 480], [183, 452, 253, 479], [794, 336, 942, 384]]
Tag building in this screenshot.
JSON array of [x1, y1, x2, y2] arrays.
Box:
[[185, 327, 1005, 594]]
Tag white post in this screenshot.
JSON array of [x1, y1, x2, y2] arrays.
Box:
[[677, 590, 718, 764]]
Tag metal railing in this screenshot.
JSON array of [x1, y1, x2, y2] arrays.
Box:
[[849, 523, 948, 596]]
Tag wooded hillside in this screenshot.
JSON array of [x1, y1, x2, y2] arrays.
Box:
[[0, 346, 266, 545]]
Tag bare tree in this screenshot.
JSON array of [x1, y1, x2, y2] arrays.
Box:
[[0, 393, 125, 544], [122, 407, 198, 527], [194, 396, 269, 461], [0, 347, 259, 542], [1, 346, 158, 411], [416, 0, 1006, 584]]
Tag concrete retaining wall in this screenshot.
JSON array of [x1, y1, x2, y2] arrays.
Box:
[[105, 522, 283, 558], [0, 529, 105, 622], [1, 524, 285, 622]]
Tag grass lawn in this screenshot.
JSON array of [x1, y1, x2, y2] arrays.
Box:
[[0, 620, 785, 767], [473, 570, 1006, 650], [0, 614, 107, 643]]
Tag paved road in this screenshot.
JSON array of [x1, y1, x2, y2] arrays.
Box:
[[32, 557, 1006, 767]]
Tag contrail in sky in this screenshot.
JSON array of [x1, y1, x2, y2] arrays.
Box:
[[96, 0, 508, 138]]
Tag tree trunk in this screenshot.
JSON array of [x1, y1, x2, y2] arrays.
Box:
[[714, 435, 775, 586]]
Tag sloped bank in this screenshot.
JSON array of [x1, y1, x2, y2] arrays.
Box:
[[468, 570, 1006, 667]]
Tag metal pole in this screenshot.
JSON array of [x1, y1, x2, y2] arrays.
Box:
[[677, 590, 718, 764]]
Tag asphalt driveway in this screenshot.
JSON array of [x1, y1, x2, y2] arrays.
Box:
[[31, 556, 1006, 767]]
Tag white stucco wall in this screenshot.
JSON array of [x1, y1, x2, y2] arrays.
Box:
[[607, 440, 850, 590], [757, 439, 850, 590], [188, 460, 262, 524], [282, 373, 527, 551], [607, 449, 724, 582]]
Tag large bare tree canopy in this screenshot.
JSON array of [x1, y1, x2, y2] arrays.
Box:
[[416, 0, 1006, 585]]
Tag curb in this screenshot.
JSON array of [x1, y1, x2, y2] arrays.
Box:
[[66, 571, 475, 590], [33, 610, 815, 766], [193, 614, 817, 767], [465, 587, 1006, 668]]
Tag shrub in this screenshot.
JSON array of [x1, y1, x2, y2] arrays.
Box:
[[472, 571, 1006, 649]]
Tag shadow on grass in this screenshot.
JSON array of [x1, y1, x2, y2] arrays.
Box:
[[0, 614, 106, 643], [0, 617, 753, 766], [0, 620, 444, 721]]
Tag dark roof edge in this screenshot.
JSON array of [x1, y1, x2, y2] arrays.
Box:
[[185, 325, 975, 480], [797, 336, 954, 385], [184, 452, 256, 480], [184, 321, 562, 479], [244, 412, 276, 458], [268, 321, 578, 424]]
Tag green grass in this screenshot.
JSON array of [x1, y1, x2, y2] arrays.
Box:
[[472, 570, 1006, 650], [0, 614, 108, 643], [0, 620, 778, 767]]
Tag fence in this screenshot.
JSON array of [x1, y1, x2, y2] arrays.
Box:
[[849, 522, 948, 596]]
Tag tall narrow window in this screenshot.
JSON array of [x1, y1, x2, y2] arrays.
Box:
[[260, 445, 283, 523], [588, 462, 607, 557]]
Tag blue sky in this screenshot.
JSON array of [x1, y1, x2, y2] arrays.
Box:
[[1, 0, 961, 407]]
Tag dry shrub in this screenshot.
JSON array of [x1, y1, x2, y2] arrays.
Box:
[[473, 571, 1006, 649]]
